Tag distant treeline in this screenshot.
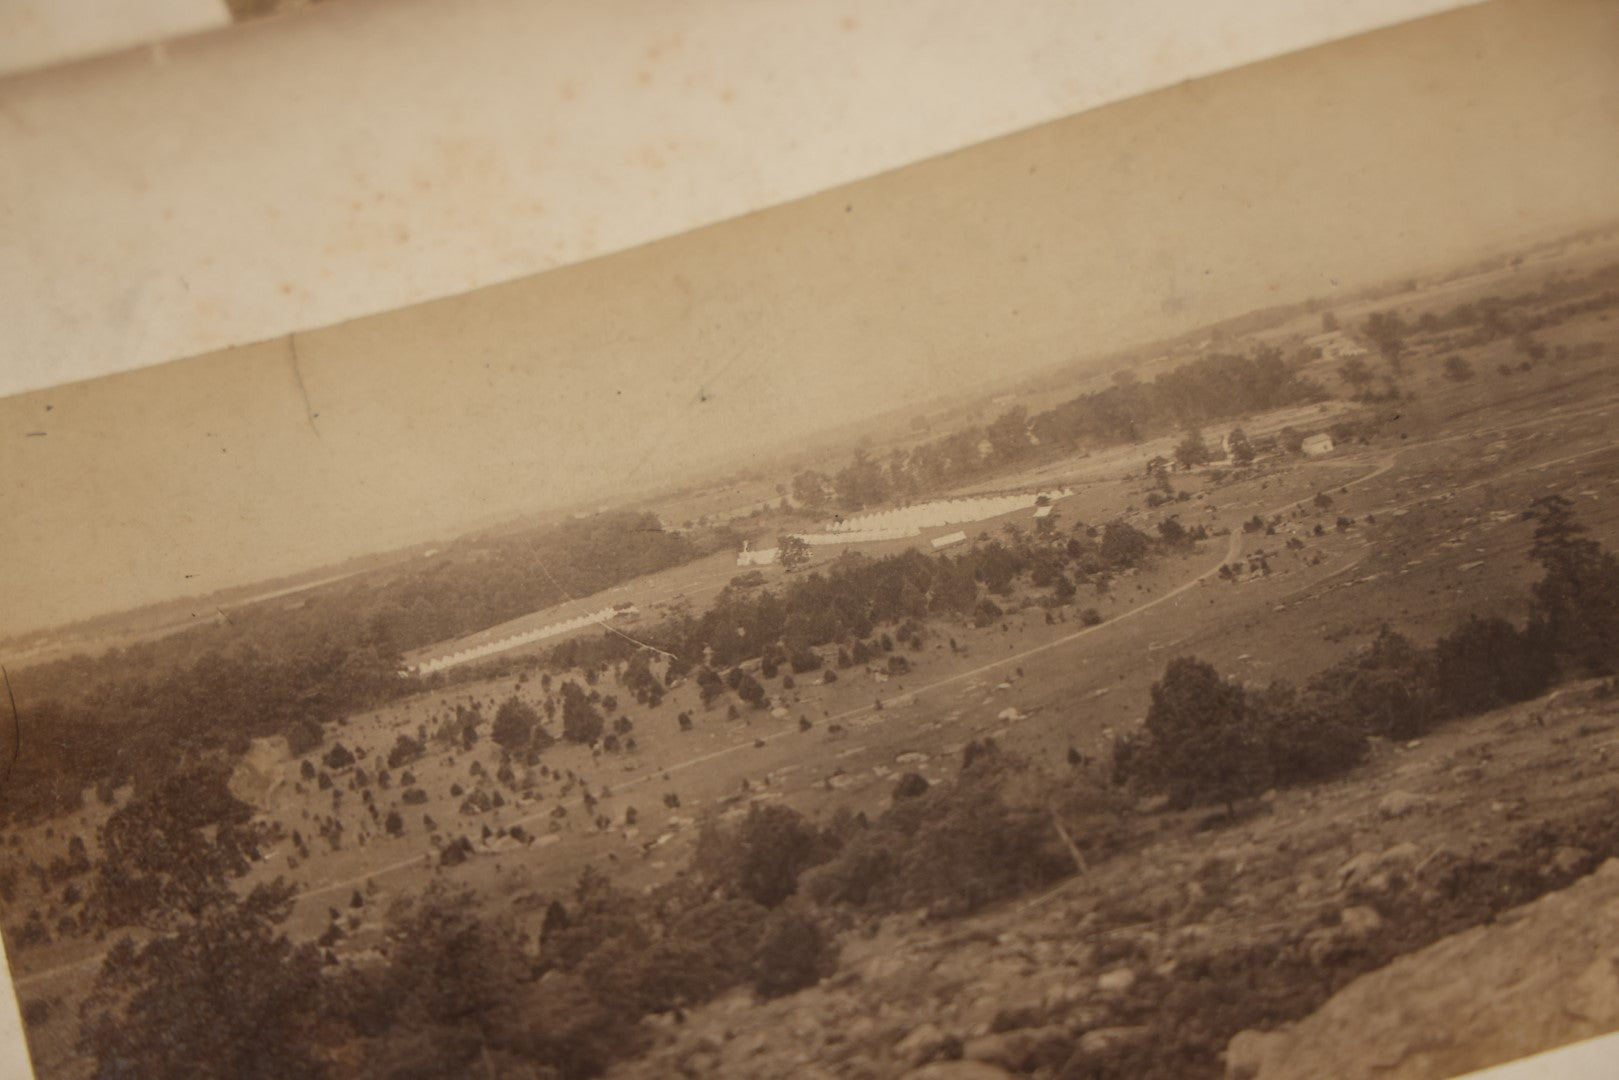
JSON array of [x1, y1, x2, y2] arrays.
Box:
[[2, 513, 731, 825], [542, 515, 1186, 683], [791, 349, 1326, 512], [1117, 495, 1619, 810], [1357, 260, 1619, 366]]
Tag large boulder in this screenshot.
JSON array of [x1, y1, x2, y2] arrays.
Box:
[[1226, 859, 1619, 1079]]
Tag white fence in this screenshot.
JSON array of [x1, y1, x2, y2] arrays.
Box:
[[410, 606, 636, 676], [821, 488, 1072, 534]]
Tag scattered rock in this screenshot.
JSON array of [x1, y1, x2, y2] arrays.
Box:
[[1225, 1028, 1289, 1079], [1338, 905, 1383, 937], [1545, 845, 1592, 877], [895, 1022, 953, 1067], [961, 1025, 1069, 1071], [1234, 858, 1619, 1079], [1096, 967, 1137, 993], [901, 1061, 1016, 1080], [1078, 1025, 1149, 1055], [1377, 790, 1432, 819]]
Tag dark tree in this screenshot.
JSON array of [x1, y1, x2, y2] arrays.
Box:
[[560, 681, 605, 744], [1099, 520, 1153, 570], [1174, 429, 1214, 470], [1529, 495, 1619, 676], [750, 906, 838, 999], [1443, 354, 1475, 382], [1120, 657, 1267, 814], [386, 733, 425, 770], [1226, 427, 1255, 465], [91, 767, 267, 930], [777, 534, 813, 573], [81, 882, 326, 1080], [492, 696, 539, 751]]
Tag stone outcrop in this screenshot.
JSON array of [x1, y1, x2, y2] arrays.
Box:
[[1227, 859, 1619, 1080]]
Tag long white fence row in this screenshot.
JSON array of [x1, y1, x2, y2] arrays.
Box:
[[736, 488, 1073, 566], [821, 488, 1072, 534], [410, 606, 635, 676]]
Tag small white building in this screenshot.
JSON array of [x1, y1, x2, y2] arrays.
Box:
[[931, 530, 968, 550], [1301, 433, 1335, 456], [736, 542, 778, 567]]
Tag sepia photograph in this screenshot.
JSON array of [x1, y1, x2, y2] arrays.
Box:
[[2, 0, 1618, 1077]]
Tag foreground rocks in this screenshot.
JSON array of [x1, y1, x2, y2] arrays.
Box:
[[1227, 858, 1619, 1080], [605, 683, 1619, 1080]]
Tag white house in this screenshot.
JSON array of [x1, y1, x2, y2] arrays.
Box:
[[1301, 433, 1335, 456]]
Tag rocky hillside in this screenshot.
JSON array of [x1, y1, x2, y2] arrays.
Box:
[[1229, 857, 1619, 1079], [606, 678, 1619, 1080]]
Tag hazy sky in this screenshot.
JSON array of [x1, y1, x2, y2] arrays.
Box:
[[0, 0, 1467, 398], [2, 0, 1615, 639]]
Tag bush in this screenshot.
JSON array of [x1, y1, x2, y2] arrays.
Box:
[[804, 752, 1107, 919], [1100, 521, 1153, 570], [892, 773, 929, 800], [323, 743, 355, 771], [695, 804, 834, 909], [560, 682, 604, 744], [1250, 683, 1367, 787], [1116, 657, 1267, 813], [1529, 495, 1619, 676], [750, 906, 838, 999], [1305, 628, 1437, 740], [1432, 616, 1555, 716], [386, 735, 424, 770], [734, 671, 768, 710], [491, 697, 539, 750]]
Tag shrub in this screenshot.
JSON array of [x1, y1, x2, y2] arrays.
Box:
[[892, 773, 929, 800], [750, 906, 838, 999], [695, 804, 833, 909], [386, 735, 424, 770], [1250, 683, 1367, 787], [734, 671, 768, 710], [1528, 495, 1619, 676], [1305, 628, 1437, 739], [491, 698, 539, 751], [1432, 616, 1555, 716], [1100, 521, 1153, 570], [323, 743, 355, 772], [1116, 657, 1268, 813], [560, 682, 604, 744]]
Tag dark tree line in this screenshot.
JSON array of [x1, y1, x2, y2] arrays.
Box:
[[543, 516, 1189, 687], [3, 512, 731, 827], [794, 349, 1324, 512], [1116, 496, 1619, 811]]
